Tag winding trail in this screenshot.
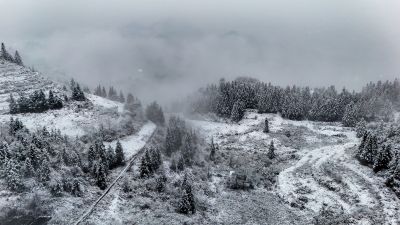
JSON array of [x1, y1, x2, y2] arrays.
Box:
[[73, 122, 156, 225], [277, 123, 400, 224]]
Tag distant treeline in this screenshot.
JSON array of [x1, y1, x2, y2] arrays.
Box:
[[190, 77, 400, 126], [1, 42, 24, 66], [93, 84, 128, 103]]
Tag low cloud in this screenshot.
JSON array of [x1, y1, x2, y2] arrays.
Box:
[[1, 0, 399, 103]]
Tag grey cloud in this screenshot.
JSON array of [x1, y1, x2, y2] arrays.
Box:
[[0, 0, 399, 103]]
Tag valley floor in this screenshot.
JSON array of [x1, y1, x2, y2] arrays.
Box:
[[59, 111, 400, 225]]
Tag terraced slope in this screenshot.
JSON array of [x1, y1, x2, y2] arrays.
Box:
[[0, 59, 59, 113]]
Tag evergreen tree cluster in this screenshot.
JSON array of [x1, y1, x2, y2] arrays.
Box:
[[0, 118, 85, 195], [124, 93, 143, 114], [94, 84, 126, 103], [145, 101, 165, 125], [9, 90, 63, 114], [355, 123, 400, 197], [357, 131, 391, 172], [164, 117, 199, 172], [70, 79, 86, 101], [190, 78, 400, 125], [87, 139, 125, 189], [139, 148, 162, 178], [1, 42, 24, 66], [0, 117, 132, 195], [165, 116, 186, 156]]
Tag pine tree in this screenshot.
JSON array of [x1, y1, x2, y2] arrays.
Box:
[[356, 132, 368, 158], [71, 82, 86, 101], [0, 143, 9, 166], [48, 90, 63, 110], [150, 148, 162, 171], [164, 128, 175, 156], [170, 158, 178, 172], [9, 117, 25, 136], [263, 117, 269, 133], [268, 140, 276, 159], [9, 93, 18, 114], [140, 150, 152, 178], [0, 42, 6, 59], [24, 157, 34, 177], [115, 140, 125, 166], [119, 91, 125, 103], [357, 133, 377, 164], [14, 50, 23, 66], [155, 173, 167, 192], [355, 118, 367, 138], [178, 175, 195, 214], [126, 93, 134, 104], [36, 90, 48, 112], [177, 156, 185, 171], [94, 85, 102, 96], [5, 159, 24, 192], [146, 101, 165, 125], [106, 145, 116, 169], [37, 158, 51, 183], [29, 145, 41, 169], [373, 144, 391, 172], [1, 43, 13, 62], [108, 86, 119, 101], [102, 86, 107, 98], [231, 100, 245, 122], [209, 137, 216, 162], [342, 102, 360, 127], [88, 144, 97, 169], [181, 133, 196, 166], [95, 162, 107, 190]]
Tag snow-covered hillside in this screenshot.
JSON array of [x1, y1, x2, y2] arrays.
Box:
[[0, 59, 132, 136], [0, 60, 58, 113]]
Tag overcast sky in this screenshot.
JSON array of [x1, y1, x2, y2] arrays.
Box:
[[1, 0, 399, 102]]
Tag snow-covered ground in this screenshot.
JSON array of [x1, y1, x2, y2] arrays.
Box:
[[0, 97, 124, 137], [0, 59, 132, 137], [105, 122, 156, 159], [189, 111, 400, 224], [86, 94, 124, 113]]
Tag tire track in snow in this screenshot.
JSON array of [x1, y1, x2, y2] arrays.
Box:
[[277, 124, 400, 224], [277, 140, 357, 212]]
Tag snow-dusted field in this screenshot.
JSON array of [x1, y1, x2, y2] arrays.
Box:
[[189, 111, 400, 224], [0, 94, 126, 137]]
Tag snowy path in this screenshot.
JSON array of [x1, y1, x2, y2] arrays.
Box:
[[74, 122, 156, 225], [277, 124, 400, 224]]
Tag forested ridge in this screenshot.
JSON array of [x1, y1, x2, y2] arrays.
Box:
[[190, 77, 400, 125]]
